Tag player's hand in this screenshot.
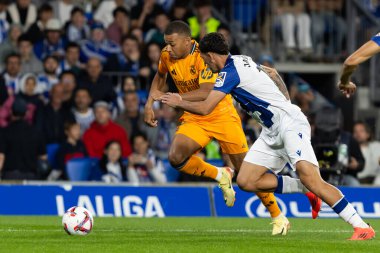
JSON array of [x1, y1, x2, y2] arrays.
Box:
[[338, 81, 356, 98], [348, 157, 359, 170], [160, 93, 182, 108], [144, 107, 158, 127]]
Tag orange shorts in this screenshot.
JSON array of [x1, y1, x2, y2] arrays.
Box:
[[176, 116, 249, 155]]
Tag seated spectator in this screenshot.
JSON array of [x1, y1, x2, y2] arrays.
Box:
[[0, 97, 47, 180], [6, 0, 37, 31], [168, 0, 192, 23], [34, 18, 66, 60], [37, 55, 60, 96], [80, 21, 120, 64], [0, 76, 7, 105], [35, 83, 75, 144], [59, 42, 84, 76], [48, 121, 87, 180], [51, 0, 74, 26], [2, 53, 22, 95], [0, 24, 22, 70], [127, 132, 166, 183], [123, 75, 137, 91], [188, 0, 221, 40], [144, 11, 169, 47], [106, 6, 130, 45], [83, 101, 132, 159], [100, 140, 126, 183], [24, 3, 53, 44], [143, 42, 161, 87], [273, 0, 312, 59], [77, 57, 116, 104], [353, 121, 380, 184], [115, 75, 137, 108], [104, 35, 148, 78], [18, 35, 43, 74], [72, 88, 94, 136], [115, 91, 147, 139], [130, 0, 164, 32], [0, 0, 10, 44], [289, 76, 333, 116], [66, 7, 90, 42], [217, 24, 240, 55], [60, 70, 77, 108], [17, 73, 43, 124], [94, 0, 130, 28], [153, 103, 176, 159]]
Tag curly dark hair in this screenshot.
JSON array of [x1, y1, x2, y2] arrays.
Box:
[[199, 32, 229, 55]]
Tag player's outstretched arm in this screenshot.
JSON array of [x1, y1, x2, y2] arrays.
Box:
[[339, 40, 380, 98], [160, 90, 226, 115], [179, 83, 214, 102], [144, 72, 168, 127]]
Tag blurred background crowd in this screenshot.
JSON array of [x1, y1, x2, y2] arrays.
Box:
[[0, 0, 380, 187]]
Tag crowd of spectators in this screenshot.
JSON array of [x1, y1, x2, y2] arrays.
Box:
[[0, 0, 379, 186]]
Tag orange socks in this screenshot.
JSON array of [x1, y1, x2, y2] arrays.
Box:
[[256, 192, 282, 218], [179, 155, 220, 180]]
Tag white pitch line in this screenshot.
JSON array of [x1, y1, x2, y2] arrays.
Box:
[[0, 228, 354, 233]]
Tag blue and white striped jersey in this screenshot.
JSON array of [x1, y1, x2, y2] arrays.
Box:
[[213, 55, 301, 131]]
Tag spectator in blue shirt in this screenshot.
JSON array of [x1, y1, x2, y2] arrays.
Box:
[[34, 18, 66, 60], [80, 21, 120, 64]]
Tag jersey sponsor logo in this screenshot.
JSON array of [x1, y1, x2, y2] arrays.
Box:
[[200, 67, 213, 80], [215, 72, 226, 87], [190, 65, 196, 75]]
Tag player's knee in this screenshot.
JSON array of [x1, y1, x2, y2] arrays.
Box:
[[237, 174, 259, 192], [168, 150, 186, 169]]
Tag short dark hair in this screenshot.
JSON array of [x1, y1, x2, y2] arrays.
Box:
[[199, 32, 229, 55], [164, 20, 191, 37], [18, 34, 32, 44], [64, 121, 78, 132], [59, 70, 75, 79], [74, 87, 91, 98], [113, 6, 130, 18], [43, 55, 59, 63], [65, 41, 80, 51], [217, 24, 230, 33], [5, 52, 21, 64], [193, 0, 212, 8], [38, 3, 53, 17], [132, 132, 148, 143], [70, 6, 85, 17], [121, 34, 139, 45]]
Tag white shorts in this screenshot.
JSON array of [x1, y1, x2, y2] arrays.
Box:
[[244, 112, 318, 173]]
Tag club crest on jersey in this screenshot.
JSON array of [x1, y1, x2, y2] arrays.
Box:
[[215, 72, 226, 87], [190, 65, 196, 75]]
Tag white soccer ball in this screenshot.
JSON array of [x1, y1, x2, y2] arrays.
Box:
[[62, 206, 94, 236]]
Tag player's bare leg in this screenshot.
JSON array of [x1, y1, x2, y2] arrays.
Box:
[[169, 134, 235, 207], [296, 161, 375, 240], [237, 160, 375, 240], [229, 153, 290, 235], [237, 161, 321, 219]]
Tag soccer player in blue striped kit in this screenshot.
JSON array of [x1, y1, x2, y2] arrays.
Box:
[[161, 33, 375, 240]]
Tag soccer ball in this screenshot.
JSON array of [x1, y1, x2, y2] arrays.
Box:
[[62, 206, 94, 235]]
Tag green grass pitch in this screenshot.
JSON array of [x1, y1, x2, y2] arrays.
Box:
[[1, 217, 378, 253]]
